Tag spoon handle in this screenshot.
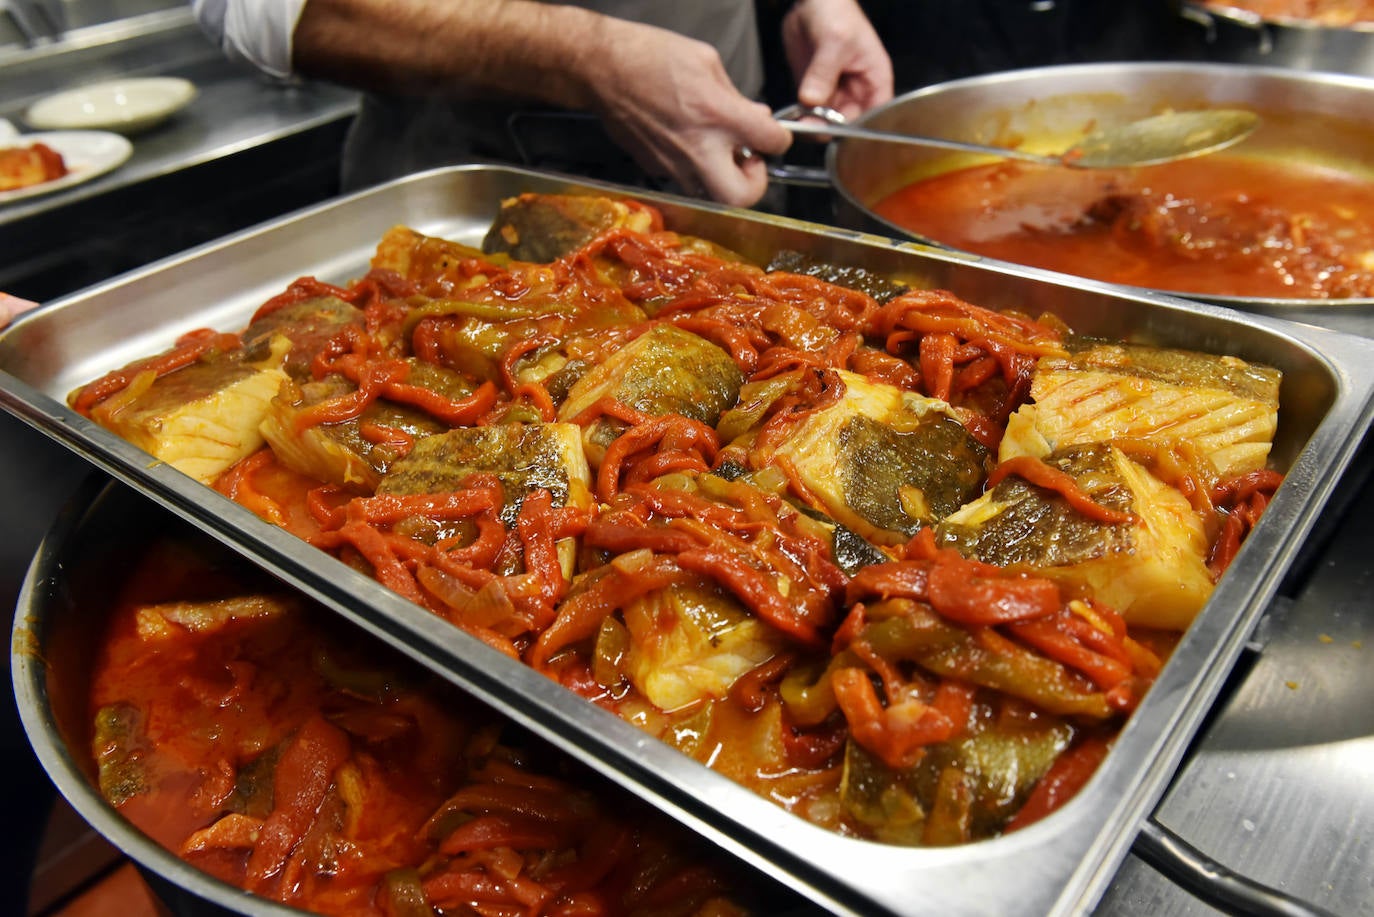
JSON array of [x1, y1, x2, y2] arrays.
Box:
[[779, 118, 1061, 166]]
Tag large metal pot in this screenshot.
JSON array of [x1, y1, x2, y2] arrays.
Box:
[[12, 476, 303, 916], [825, 62, 1374, 336], [1175, 1, 1374, 75]]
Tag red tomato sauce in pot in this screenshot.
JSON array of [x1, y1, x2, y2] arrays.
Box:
[[872, 155, 1374, 299]]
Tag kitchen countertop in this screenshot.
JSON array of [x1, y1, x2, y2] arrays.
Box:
[[0, 57, 358, 229], [0, 10, 359, 301]]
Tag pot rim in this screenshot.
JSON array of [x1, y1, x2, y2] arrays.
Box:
[[1179, 0, 1374, 34], [827, 61, 1374, 311]]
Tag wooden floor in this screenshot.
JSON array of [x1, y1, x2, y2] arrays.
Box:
[[47, 863, 167, 917], [28, 798, 165, 917]]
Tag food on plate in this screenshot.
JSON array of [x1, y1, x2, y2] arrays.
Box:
[[1197, 0, 1374, 24], [70, 192, 1285, 853], [91, 536, 770, 916], [873, 155, 1374, 299], [0, 141, 68, 192]]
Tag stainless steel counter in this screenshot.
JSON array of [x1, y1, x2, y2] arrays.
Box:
[[0, 9, 358, 300], [1099, 429, 1374, 917], [0, 20, 358, 226]]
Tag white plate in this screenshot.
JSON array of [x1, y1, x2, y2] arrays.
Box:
[[24, 77, 197, 134], [0, 131, 134, 205]]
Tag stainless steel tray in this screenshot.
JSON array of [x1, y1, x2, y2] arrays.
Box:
[[5, 164, 1374, 917]]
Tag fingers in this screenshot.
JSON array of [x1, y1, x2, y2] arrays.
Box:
[[784, 0, 894, 119], [0, 291, 38, 329], [796, 42, 847, 112], [698, 152, 770, 208]]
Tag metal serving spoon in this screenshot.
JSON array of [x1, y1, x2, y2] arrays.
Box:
[[775, 104, 1261, 169]]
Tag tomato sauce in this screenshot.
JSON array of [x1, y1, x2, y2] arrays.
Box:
[[872, 154, 1374, 299], [87, 539, 757, 915]]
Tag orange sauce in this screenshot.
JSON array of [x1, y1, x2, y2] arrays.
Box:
[[872, 155, 1374, 299]]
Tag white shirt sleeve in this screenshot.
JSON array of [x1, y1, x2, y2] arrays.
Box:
[[191, 0, 308, 80]]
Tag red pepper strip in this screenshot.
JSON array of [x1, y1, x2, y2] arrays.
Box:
[[932, 679, 976, 737], [832, 667, 953, 770], [513, 382, 557, 421], [953, 354, 1000, 394], [380, 378, 498, 426], [214, 448, 288, 528], [409, 317, 446, 365], [670, 312, 765, 366], [919, 331, 957, 402], [958, 409, 1003, 452], [244, 716, 351, 891], [849, 347, 923, 390], [313, 520, 428, 603], [1004, 736, 1112, 833], [1207, 469, 1283, 577], [869, 289, 1064, 355], [986, 455, 1138, 526], [499, 334, 556, 394], [70, 329, 241, 414], [674, 546, 827, 647], [351, 487, 501, 526], [437, 511, 507, 567], [846, 560, 932, 606], [358, 420, 416, 457], [437, 814, 574, 855], [774, 453, 827, 511], [517, 489, 568, 606], [568, 395, 653, 428], [305, 484, 351, 529], [1208, 512, 1246, 578], [729, 652, 795, 714], [423, 870, 551, 910], [596, 415, 718, 502], [250, 276, 355, 322], [927, 550, 1062, 626], [1062, 605, 1132, 663], [310, 324, 369, 379], [1007, 615, 1133, 691], [781, 715, 848, 770], [585, 518, 705, 555], [624, 449, 712, 485], [529, 558, 687, 670], [1211, 468, 1284, 505], [293, 359, 408, 431]]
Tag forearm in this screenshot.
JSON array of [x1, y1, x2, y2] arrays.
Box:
[[291, 0, 608, 110]]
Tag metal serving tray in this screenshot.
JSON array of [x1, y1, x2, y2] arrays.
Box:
[[5, 164, 1374, 917]]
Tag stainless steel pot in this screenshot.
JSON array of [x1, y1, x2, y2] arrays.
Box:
[[11, 476, 303, 916], [822, 62, 1374, 336], [1176, 1, 1374, 75]]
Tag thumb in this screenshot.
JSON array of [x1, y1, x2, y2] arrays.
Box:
[[797, 45, 845, 109]]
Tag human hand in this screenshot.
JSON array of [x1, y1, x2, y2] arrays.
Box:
[[582, 19, 792, 208], [782, 0, 893, 122], [0, 292, 38, 329]]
